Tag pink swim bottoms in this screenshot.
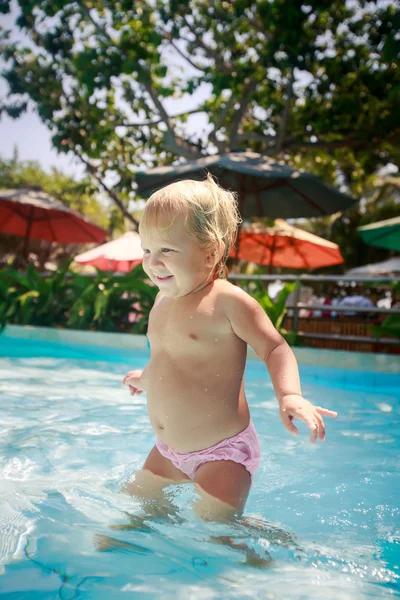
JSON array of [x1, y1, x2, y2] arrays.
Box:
[[155, 421, 260, 481]]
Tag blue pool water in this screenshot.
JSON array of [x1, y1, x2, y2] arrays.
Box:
[[0, 338, 399, 599]]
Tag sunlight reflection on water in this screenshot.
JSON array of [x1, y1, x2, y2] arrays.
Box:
[[0, 353, 399, 599]]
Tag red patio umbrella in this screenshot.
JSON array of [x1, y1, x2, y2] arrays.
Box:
[[74, 231, 143, 272], [0, 187, 108, 258], [230, 219, 344, 270]]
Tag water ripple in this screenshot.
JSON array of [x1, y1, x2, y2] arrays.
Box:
[[1, 356, 400, 599]]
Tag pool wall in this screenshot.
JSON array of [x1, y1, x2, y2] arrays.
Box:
[[2, 324, 400, 395], [2, 325, 399, 372]]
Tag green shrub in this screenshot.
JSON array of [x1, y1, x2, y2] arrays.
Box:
[[369, 314, 400, 339], [239, 279, 299, 345], [0, 263, 157, 333]]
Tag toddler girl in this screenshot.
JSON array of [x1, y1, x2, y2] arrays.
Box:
[[123, 175, 337, 520]]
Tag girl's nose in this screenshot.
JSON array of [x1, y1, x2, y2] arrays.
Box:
[[149, 253, 164, 267]]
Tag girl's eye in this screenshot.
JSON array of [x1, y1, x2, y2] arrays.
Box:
[[143, 249, 150, 255], [161, 248, 171, 254]]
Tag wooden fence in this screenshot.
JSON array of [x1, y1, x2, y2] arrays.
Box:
[[229, 273, 400, 354]]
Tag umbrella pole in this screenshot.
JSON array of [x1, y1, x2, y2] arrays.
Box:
[[22, 206, 34, 261], [268, 234, 277, 275]]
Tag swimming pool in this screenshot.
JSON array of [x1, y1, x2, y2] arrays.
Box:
[[1, 329, 399, 599]]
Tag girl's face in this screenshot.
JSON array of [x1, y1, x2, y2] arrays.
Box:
[[139, 215, 214, 298]]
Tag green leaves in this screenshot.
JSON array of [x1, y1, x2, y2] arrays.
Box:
[[0, 262, 73, 328], [0, 0, 398, 212], [369, 315, 400, 340], [0, 264, 158, 334], [241, 279, 298, 344], [0, 0, 11, 14]]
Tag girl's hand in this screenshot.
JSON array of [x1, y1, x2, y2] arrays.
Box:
[[122, 370, 144, 395], [279, 394, 337, 443]]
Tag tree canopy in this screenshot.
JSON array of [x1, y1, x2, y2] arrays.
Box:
[[0, 0, 399, 218]]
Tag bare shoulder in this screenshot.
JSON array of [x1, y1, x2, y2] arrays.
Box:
[[213, 279, 279, 351], [148, 292, 168, 322], [152, 291, 168, 310], [214, 279, 260, 312]]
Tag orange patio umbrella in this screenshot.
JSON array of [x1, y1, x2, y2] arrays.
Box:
[[74, 231, 143, 272], [230, 219, 344, 270], [0, 187, 107, 258]]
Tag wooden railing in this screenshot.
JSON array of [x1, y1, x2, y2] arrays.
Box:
[[228, 274, 400, 354]]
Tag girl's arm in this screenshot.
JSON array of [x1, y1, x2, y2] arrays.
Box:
[[225, 287, 300, 401], [225, 287, 337, 442]]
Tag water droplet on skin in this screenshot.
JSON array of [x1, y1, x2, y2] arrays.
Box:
[[190, 316, 194, 319], [160, 376, 163, 380], [205, 388, 208, 392], [208, 414, 211, 417], [217, 373, 220, 377], [214, 338, 218, 342]]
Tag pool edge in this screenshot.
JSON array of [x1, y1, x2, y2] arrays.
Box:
[[2, 325, 399, 374]]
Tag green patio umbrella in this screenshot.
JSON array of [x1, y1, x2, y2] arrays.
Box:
[[135, 152, 357, 219], [358, 216, 400, 252]]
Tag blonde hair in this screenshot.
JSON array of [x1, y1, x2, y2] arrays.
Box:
[[140, 173, 241, 278]]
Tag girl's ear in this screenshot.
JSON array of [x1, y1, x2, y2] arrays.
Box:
[[206, 240, 225, 268], [205, 245, 217, 268]]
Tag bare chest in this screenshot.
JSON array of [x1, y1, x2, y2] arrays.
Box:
[[147, 296, 230, 352]]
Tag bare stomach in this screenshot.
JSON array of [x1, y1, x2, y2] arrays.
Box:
[[144, 343, 249, 451], [151, 408, 251, 452], [146, 375, 250, 452]]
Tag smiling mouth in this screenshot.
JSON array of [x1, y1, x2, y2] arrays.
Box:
[[155, 275, 173, 282]]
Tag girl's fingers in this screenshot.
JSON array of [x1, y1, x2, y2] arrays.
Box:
[[314, 412, 326, 440], [281, 412, 299, 435], [315, 407, 338, 417], [129, 385, 143, 395], [286, 404, 334, 443], [297, 413, 319, 443], [309, 421, 318, 444]]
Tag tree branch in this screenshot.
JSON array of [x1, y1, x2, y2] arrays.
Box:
[[78, 1, 201, 160], [168, 39, 205, 72], [141, 78, 203, 159], [72, 148, 139, 228], [228, 79, 258, 149], [118, 107, 207, 128], [182, 16, 233, 74], [276, 68, 294, 153], [286, 138, 382, 151], [237, 132, 277, 144], [260, 136, 392, 155], [209, 93, 236, 153], [233, 132, 392, 155], [78, 1, 117, 44]]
